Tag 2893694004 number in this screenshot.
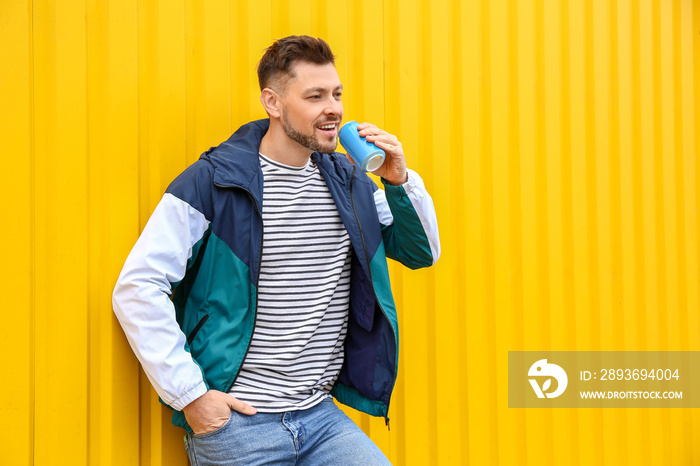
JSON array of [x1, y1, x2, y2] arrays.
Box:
[[600, 368, 679, 381]]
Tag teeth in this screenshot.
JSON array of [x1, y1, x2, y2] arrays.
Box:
[[319, 124, 336, 130]]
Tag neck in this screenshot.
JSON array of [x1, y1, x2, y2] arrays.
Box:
[[259, 120, 312, 167]]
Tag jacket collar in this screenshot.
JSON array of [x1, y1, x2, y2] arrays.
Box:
[[202, 119, 269, 192], [203, 119, 371, 278], [202, 118, 356, 191]]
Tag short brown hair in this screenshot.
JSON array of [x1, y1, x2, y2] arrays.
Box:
[[257, 35, 336, 93]]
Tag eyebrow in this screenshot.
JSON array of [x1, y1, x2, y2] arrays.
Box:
[[302, 84, 343, 96]]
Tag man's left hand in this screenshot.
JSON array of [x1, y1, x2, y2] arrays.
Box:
[[357, 123, 408, 186]]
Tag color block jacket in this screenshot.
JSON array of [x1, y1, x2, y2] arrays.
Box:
[[112, 119, 440, 433]]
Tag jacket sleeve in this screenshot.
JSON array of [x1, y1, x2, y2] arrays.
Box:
[[112, 192, 211, 411], [373, 168, 441, 269]]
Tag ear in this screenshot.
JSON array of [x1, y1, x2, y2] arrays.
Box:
[[260, 88, 282, 118]]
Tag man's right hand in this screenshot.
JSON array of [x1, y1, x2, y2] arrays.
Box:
[[182, 390, 257, 435]]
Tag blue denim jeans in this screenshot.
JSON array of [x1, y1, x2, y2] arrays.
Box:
[[183, 397, 392, 465]]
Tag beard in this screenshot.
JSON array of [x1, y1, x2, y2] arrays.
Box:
[[282, 109, 339, 154]]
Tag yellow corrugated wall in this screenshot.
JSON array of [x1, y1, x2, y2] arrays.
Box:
[[2, 0, 699, 464]]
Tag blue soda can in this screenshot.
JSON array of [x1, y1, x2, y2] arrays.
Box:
[[338, 121, 386, 172]]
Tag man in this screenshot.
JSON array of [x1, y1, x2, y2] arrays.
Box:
[[113, 35, 440, 465]]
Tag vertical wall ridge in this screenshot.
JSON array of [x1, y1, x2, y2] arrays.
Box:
[[652, 0, 669, 355], [671, 0, 688, 351], [608, 0, 624, 350], [480, 1, 500, 465], [29, 0, 37, 463]]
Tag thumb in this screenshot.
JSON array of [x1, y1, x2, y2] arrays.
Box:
[[227, 395, 257, 416]]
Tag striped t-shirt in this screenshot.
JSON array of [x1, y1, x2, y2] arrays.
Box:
[[229, 153, 352, 412]]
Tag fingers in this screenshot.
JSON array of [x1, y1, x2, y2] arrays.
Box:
[[358, 123, 393, 139], [227, 394, 257, 416], [356, 122, 376, 133], [182, 390, 257, 435], [357, 123, 386, 136], [371, 138, 398, 151], [357, 123, 400, 149], [354, 123, 408, 185]]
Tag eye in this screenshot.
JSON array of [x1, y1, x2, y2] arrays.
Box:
[[308, 95, 321, 100]]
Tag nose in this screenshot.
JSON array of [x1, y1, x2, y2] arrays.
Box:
[[324, 96, 343, 117]]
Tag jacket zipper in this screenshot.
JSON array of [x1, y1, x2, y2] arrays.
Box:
[[213, 170, 396, 428], [213, 182, 264, 392], [349, 166, 395, 430]]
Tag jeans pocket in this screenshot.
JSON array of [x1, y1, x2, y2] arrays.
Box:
[[190, 411, 233, 440], [184, 435, 197, 466]]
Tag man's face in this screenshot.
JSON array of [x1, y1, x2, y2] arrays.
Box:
[[278, 62, 344, 154]]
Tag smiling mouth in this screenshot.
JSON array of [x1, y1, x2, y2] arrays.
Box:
[[317, 122, 339, 134]]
